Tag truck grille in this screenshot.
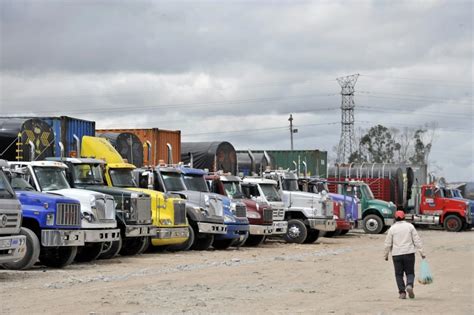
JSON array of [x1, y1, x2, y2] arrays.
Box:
[[263, 208, 273, 223], [56, 203, 81, 226], [235, 204, 247, 218], [94, 197, 115, 221], [173, 201, 187, 225], [272, 208, 285, 221], [208, 197, 224, 217], [132, 196, 152, 223], [0, 211, 21, 234]]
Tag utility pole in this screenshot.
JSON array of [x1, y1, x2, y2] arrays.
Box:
[[336, 74, 359, 163], [288, 114, 298, 151]]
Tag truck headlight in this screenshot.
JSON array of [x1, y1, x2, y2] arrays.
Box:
[[230, 203, 237, 214], [82, 212, 95, 222], [381, 208, 392, 215], [224, 214, 236, 223], [247, 211, 261, 219], [46, 213, 55, 226], [159, 219, 172, 225]]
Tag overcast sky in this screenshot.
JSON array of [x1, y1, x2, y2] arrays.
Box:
[[0, 0, 472, 181]]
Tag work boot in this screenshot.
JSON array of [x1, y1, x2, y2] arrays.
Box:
[[406, 285, 415, 299], [399, 292, 406, 299]]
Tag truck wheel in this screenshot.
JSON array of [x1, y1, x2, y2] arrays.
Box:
[[3, 227, 40, 270], [283, 219, 307, 244], [75, 243, 103, 263], [192, 233, 214, 251], [244, 235, 266, 247], [380, 226, 390, 234], [304, 229, 320, 243], [137, 236, 150, 254], [120, 237, 147, 256], [444, 215, 463, 232], [339, 229, 349, 236], [232, 231, 249, 247], [99, 238, 122, 260], [362, 215, 384, 234], [167, 226, 195, 252], [39, 246, 77, 268], [212, 239, 234, 250]]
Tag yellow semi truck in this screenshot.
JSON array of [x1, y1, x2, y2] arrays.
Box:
[[81, 136, 189, 249]]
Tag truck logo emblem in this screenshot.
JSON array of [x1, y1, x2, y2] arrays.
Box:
[[0, 215, 8, 228]]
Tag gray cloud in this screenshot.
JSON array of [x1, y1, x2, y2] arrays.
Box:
[[0, 0, 472, 180]]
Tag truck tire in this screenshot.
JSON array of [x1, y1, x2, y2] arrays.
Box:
[[120, 237, 147, 256], [99, 238, 122, 260], [212, 239, 234, 250], [167, 226, 195, 252], [192, 233, 214, 251], [339, 229, 349, 236], [137, 236, 150, 254], [3, 227, 40, 270], [362, 214, 384, 234], [283, 219, 307, 244], [244, 235, 266, 247], [443, 215, 463, 232], [304, 229, 320, 243], [231, 231, 249, 247], [75, 243, 103, 263], [39, 246, 77, 268]]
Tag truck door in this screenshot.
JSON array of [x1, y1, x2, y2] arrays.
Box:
[[420, 187, 442, 215]]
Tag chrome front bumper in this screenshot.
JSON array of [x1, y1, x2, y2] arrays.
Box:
[[41, 230, 85, 247], [125, 225, 157, 237], [308, 218, 337, 231], [249, 224, 274, 235], [272, 221, 288, 235], [197, 222, 227, 234], [84, 229, 120, 243], [0, 235, 26, 264], [384, 218, 395, 226], [156, 227, 189, 239]]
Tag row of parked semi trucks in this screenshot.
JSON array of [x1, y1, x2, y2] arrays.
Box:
[[1, 135, 472, 270]]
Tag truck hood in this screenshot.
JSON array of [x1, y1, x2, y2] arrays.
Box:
[[15, 190, 79, 205], [367, 198, 395, 212], [174, 190, 230, 217], [282, 190, 324, 208], [49, 188, 108, 202], [78, 185, 139, 197]]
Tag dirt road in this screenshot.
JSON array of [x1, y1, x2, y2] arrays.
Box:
[[1, 229, 473, 314]]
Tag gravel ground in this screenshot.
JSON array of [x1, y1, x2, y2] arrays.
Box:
[[1, 229, 473, 314]]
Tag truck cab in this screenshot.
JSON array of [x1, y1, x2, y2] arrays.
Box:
[[444, 187, 474, 229], [48, 157, 157, 258], [410, 184, 472, 232], [0, 160, 26, 267], [299, 178, 356, 236], [8, 161, 120, 262], [4, 168, 84, 269], [80, 136, 189, 250], [335, 181, 395, 234], [261, 171, 337, 244], [206, 173, 287, 246]]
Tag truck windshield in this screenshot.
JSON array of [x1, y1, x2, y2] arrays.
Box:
[[309, 182, 328, 193], [283, 179, 299, 191], [161, 172, 186, 191], [361, 184, 374, 200], [0, 171, 15, 198], [73, 164, 104, 185], [183, 174, 209, 192], [33, 167, 70, 191], [260, 183, 281, 201], [223, 181, 244, 199], [110, 168, 137, 187], [9, 174, 36, 191]]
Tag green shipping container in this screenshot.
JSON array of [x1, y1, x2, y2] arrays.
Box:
[[236, 149, 327, 178]]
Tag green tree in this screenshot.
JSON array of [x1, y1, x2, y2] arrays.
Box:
[[350, 124, 400, 163]]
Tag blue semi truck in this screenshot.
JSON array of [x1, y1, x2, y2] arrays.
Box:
[[3, 169, 85, 269]]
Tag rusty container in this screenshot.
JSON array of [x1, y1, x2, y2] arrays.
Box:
[[96, 128, 181, 167]]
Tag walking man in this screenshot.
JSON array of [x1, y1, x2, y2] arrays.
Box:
[[384, 210, 426, 299]]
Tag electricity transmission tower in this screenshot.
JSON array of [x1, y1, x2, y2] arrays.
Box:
[[336, 74, 359, 163]]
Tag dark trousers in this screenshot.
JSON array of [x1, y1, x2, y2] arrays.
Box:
[[392, 253, 415, 293]]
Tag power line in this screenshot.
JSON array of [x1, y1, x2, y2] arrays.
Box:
[[361, 74, 472, 87], [357, 91, 472, 104]]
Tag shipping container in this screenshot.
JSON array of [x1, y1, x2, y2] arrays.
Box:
[[99, 132, 144, 167], [0, 117, 55, 161], [40, 116, 95, 157], [181, 141, 237, 174], [96, 128, 181, 167], [237, 149, 327, 178]]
